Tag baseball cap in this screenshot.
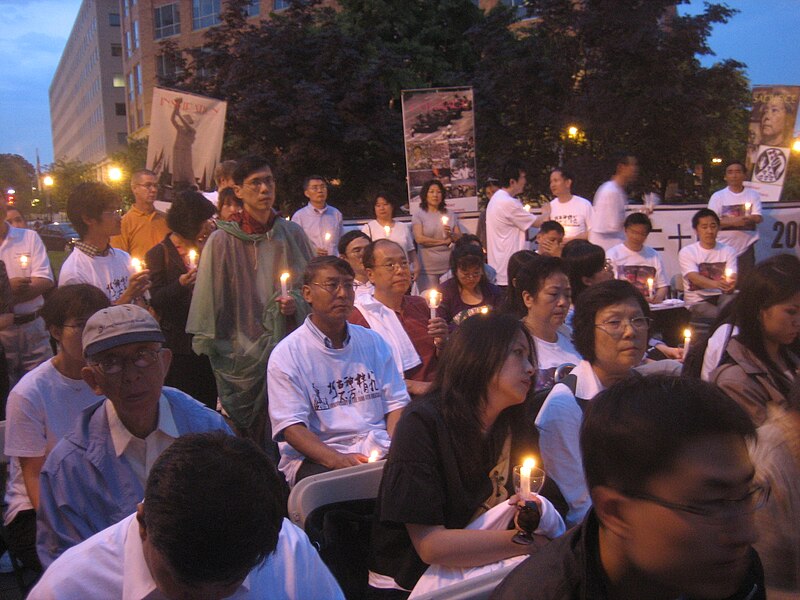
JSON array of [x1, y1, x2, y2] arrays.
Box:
[[82, 305, 165, 358]]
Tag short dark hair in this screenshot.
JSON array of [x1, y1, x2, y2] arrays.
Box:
[[456, 233, 484, 249], [214, 160, 238, 187], [725, 160, 746, 173], [538, 220, 565, 236], [362, 238, 405, 270], [561, 240, 605, 301], [581, 375, 756, 494], [302, 255, 354, 285], [572, 279, 650, 363], [516, 256, 566, 310], [692, 208, 720, 229], [613, 152, 636, 174], [449, 243, 488, 292], [217, 187, 242, 214], [338, 229, 370, 255], [551, 168, 574, 183], [232, 156, 271, 186], [623, 212, 652, 232], [419, 180, 447, 214], [67, 182, 120, 238], [41, 284, 110, 329], [142, 432, 285, 585], [499, 159, 526, 188], [371, 192, 397, 215], [303, 175, 326, 191], [131, 169, 156, 186], [166, 190, 216, 240]]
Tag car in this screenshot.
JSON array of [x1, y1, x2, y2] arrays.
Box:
[[38, 222, 79, 252]]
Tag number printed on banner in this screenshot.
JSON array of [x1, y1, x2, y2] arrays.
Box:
[[772, 220, 799, 249]]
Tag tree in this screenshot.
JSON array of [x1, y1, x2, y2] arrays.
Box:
[[46, 159, 96, 215], [0, 154, 36, 211]]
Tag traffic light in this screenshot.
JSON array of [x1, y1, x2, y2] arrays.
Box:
[[5, 189, 15, 205]]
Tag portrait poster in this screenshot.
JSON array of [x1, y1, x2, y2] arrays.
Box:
[[746, 85, 800, 202], [146, 87, 227, 191], [401, 87, 478, 213]]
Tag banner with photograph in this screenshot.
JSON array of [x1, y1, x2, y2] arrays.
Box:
[[146, 87, 227, 191], [401, 87, 478, 213], [745, 85, 800, 202]]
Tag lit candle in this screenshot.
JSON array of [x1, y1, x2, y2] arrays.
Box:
[[18, 254, 29, 272], [724, 268, 733, 283], [324, 231, 332, 253], [187, 249, 197, 269], [441, 215, 449, 226], [523, 203, 532, 212], [383, 225, 391, 237], [744, 202, 752, 216], [368, 449, 380, 463], [426, 289, 441, 320], [131, 257, 143, 273], [520, 457, 536, 500], [280, 272, 290, 299], [683, 328, 692, 357], [646, 277, 654, 298], [480, 306, 490, 315]]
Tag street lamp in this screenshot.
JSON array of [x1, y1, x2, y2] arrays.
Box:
[[567, 125, 579, 139], [43, 175, 54, 187], [43, 175, 54, 222], [792, 139, 800, 154], [711, 157, 723, 164], [108, 166, 123, 182]]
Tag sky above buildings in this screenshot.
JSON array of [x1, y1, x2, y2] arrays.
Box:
[[0, 0, 798, 168]]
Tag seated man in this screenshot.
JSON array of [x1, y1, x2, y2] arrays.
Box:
[[36, 305, 231, 567], [268, 256, 409, 486], [535, 220, 565, 257], [338, 229, 373, 297], [28, 432, 344, 600], [606, 212, 668, 303], [349, 239, 448, 397], [493, 375, 766, 599]]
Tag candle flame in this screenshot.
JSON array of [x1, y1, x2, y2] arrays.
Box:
[[19, 255, 29, 267], [188, 249, 197, 262], [324, 232, 331, 241], [131, 257, 143, 272], [280, 272, 290, 283], [368, 450, 380, 463], [480, 306, 489, 314], [383, 225, 391, 236], [524, 203, 532, 212], [646, 277, 653, 285], [724, 268, 733, 279], [427, 289, 441, 309], [441, 216, 449, 225], [522, 457, 536, 470], [683, 328, 692, 340]]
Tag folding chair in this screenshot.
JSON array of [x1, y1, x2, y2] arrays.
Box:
[[410, 561, 520, 600]]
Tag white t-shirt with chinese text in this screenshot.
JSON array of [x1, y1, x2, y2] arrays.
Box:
[[548, 196, 593, 240]]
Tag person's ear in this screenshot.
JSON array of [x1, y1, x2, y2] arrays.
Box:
[[592, 485, 634, 540], [522, 290, 535, 310], [81, 365, 105, 396], [302, 284, 313, 305], [136, 503, 147, 541], [581, 275, 593, 288], [49, 325, 63, 345]]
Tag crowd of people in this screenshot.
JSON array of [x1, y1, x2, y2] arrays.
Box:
[[0, 153, 796, 600]]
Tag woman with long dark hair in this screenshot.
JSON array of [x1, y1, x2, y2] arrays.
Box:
[[369, 313, 564, 598], [437, 243, 502, 325], [712, 254, 800, 425], [412, 180, 461, 290]]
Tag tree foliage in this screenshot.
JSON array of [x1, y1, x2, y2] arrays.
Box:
[[0, 154, 36, 210], [46, 159, 96, 214], [162, 0, 753, 212]]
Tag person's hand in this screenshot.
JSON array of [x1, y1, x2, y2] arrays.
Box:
[[443, 224, 452, 238], [179, 268, 197, 287], [9, 277, 31, 296], [538, 237, 561, 257], [278, 295, 296, 316], [656, 344, 684, 361], [315, 246, 329, 257], [719, 278, 736, 294], [331, 452, 369, 469], [427, 316, 448, 339], [126, 270, 151, 297]]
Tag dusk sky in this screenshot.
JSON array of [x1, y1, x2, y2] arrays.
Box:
[[1, 0, 798, 168]]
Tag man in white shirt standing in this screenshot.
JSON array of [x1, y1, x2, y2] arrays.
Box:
[[0, 201, 54, 386], [486, 160, 549, 288], [590, 153, 638, 251], [707, 160, 762, 279], [291, 175, 344, 256], [268, 256, 409, 487], [548, 168, 593, 242]]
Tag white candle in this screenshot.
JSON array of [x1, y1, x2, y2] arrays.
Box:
[[744, 202, 751, 216], [523, 203, 532, 212], [683, 328, 692, 357], [520, 457, 536, 500], [280, 272, 290, 298], [131, 257, 143, 273], [187, 249, 197, 269], [724, 268, 733, 283], [324, 232, 332, 253], [368, 449, 380, 463], [646, 277, 654, 298], [427, 289, 441, 319], [18, 254, 29, 272], [383, 225, 391, 237]]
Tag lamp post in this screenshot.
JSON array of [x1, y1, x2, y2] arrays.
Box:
[[108, 166, 123, 183], [43, 176, 54, 222]]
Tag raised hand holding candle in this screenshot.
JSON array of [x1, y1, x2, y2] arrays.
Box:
[[426, 289, 442, 319], [187, 249, 197, 270], [683, 328, 692, 357], [441, 215, 449, 226], [280, 272, 290, 299], [646, 277, 654, 299], [131, 257, 143, 273]]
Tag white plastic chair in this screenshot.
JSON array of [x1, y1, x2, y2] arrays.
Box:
[[410, 561, 520, 600]]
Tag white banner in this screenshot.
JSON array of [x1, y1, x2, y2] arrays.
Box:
[[146, 87, 227, 191]]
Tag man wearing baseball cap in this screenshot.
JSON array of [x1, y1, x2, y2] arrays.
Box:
[[35, 304, 231, 568]]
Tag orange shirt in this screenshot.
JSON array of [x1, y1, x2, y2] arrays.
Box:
[[110, 206, 170, 260]]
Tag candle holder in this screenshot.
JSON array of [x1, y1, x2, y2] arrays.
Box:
[[512, 460, 546, 545]]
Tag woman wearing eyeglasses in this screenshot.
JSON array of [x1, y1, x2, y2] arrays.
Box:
[[536, 279, 650, 527], [437, 243, 502, 325]]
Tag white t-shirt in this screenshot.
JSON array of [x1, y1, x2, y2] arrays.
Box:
[[486, 189, 536, 286], [708, 187, 762, 255], [267, 318, 410, 486], [678, 241, 738, 306], [0, 226, 53, 314], [589, 180, 627, 250], [606, 243, 668, 296], [58, 246, 134, 303], [361, 220, 415, 253], [548, 196, 593, 240], [3, 359, 100, 525], [27, 514, 345, 600], [533, 333, 582, 391]]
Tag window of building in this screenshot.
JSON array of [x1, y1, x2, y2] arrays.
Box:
[[133, 20, 139, 49], [193, 0, 221, 30], [136, 63, 143, 96], [109, 12, 120, 26], [111, 43, 122, 57], [113, 74, 125, 87], [154, 3, 181, 39], [273, 0, 290, 9], [128, 72, 135, 103], [126, 30, 132, 57], [115, 103, 126, 116], [246, 0, 259, 16], [117, 132, 128, 146], [156, 53, 181, 79]]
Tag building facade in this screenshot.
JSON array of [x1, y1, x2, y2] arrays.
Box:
[[49, 0, 128, 173]]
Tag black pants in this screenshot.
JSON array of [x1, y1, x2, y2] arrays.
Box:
[[6, 509, 42, 573], [164, 352, 218, 409], [295, 459, 333, 483]]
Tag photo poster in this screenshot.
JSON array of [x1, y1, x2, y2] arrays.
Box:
[[401, 87, 478, 214], [146, 87, 227, 191], [745, 85, 800, 203]]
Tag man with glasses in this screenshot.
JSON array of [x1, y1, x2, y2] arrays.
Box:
[[111, 169, 170, 260], [349, 239, 448, 397], [187, 156, 314, 450], [59, 182, 151, 304], [292, 175, 343, 256], [36, 304, 231, 567], [268, 256, 408, 485], [494, 375, 766, 600]]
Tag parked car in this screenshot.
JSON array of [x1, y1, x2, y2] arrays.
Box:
[[38, 222, 79, 252]]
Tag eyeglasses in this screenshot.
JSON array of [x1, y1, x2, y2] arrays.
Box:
[[135, 183, 158, 190], [312, 280, 355, 294], [307, 184, 327, 192], [103, 209, 124, 217], [376, 260, 410, 271], [458, 270, 483, 280], [244, 177, 274, 189], [88, 348, 162, 375], [624, 484, 770, 522], [594, 316, 652, 337]]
